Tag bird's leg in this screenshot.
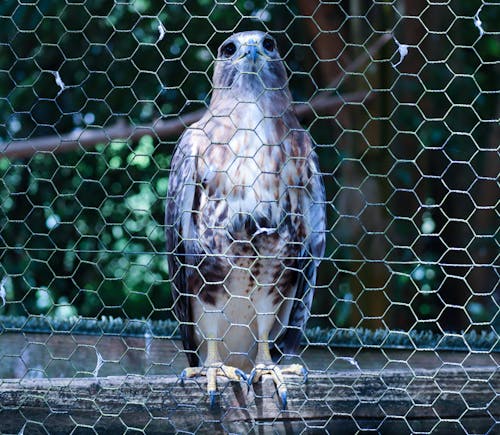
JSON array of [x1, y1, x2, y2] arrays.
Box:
[[180, 338, 247, 407], [248, 316, 307, 409]]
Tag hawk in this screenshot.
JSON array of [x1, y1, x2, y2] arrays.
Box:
[[165, 31, 325, 408]]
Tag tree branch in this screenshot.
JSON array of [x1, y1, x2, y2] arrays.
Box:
[[0, 92, 367, 159], [0, 109, 205, 159]]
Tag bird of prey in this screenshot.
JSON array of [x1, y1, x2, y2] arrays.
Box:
[[165, 31, 325, 408]]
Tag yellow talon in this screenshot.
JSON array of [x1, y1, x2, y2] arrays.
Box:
[[179, 341, 247, 407], [180, 363, 247, 407], [248, 363, 308, 410]]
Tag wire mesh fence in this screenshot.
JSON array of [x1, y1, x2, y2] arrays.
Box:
[[0, 0, 498, 433]]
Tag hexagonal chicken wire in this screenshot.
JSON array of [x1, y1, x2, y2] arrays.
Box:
[[0, 1, 498, 434]]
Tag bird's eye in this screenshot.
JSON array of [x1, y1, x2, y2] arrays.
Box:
[[221, 42, 236, 58], [263, 38, 275, 52]]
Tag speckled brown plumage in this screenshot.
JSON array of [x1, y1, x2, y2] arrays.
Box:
[[165, 32, 325, 379]]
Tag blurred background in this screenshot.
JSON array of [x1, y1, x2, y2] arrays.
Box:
[[0, 0, 498, 335]]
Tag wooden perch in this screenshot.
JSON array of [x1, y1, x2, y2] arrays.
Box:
[[0, 334, 497, 432], [1, 366, 497, 433]]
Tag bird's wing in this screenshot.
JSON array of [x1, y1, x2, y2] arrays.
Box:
[[165, 129, 202, 367], [274, 141, 326, 359]]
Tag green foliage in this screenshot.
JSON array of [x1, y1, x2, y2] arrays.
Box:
[[0, 133, 171, 319], [0, 0, 280, 320], [0, 0, 497, 333]]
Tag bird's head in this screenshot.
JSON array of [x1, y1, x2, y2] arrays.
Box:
[[212, 31, 289, 100]]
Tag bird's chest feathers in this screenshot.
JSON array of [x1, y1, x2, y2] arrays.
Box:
[[225, 102, 284, 171], [195, 103, 309, 244], [226, 130, 280, 189], [200, 109, 302, 206]]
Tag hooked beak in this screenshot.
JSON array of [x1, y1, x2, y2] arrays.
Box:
[[245, 45, 260, 63]]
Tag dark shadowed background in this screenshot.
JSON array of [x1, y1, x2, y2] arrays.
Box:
[[0, 0, 498, 335]]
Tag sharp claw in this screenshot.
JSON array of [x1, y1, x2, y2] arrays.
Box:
[[247, 369, 256, 386], [180, 369, 187, 385], [209, 391, 217, 408], [235, 368, 248, 381], [301, 367, 308, 383], [280, 391, 287, 410]]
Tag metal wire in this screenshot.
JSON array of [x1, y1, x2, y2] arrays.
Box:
[[0, 1, 498, 433]]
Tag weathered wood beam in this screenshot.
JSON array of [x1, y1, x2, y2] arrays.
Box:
[[1, 366, 497, 433]]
